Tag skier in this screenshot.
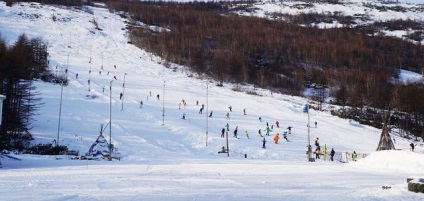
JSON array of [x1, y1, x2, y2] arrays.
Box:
[[273, 133, 279, 144], [233, 126, 238, 138], [209, 110, 213, 118], [410, 143, 415, 152], [315, 121, 317, 128], [76, 73, 78, 79], [221, 128, 225, 138], [243, 108, 246, 115], [182, 113, 186, 120], [262, 137, 266, 149], [330, 148, 335, 161], [140, 101, 143, 108], [275, 120, 280, 128], [258, 129, 263, 137], [157, 94, 160, 100], [179, 102, 181, 110], [264, 126, 271, 136], [226, 123, 229, 131], [259, 116, 262, 122], [199, 107, 203, 114], [196, 100, 199, 105], [120, 92, 123, 100], [229, 106, 232, 112], [114, 65, 116, 69], [352, 151, 357, 161], [245, 130, 250, 139], [283, 131, 289, 142], [113, 75, 117, 80], [287, 126, 292, 134], [226, 112, 230, 119]]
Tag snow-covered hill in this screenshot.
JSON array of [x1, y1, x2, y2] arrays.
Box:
[[0, 2, 423, 201]]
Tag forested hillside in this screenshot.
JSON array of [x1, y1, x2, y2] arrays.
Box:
[[105, 0, 424, 139]]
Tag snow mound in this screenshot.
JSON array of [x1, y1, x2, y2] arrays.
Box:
[[352, 150, 424, 174]]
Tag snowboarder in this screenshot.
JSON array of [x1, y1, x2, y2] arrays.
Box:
[[140, 101, 143, 108], [258, 129, 263, 137], [273, 133, 279, 144], [262, 137, 266, 149], [157, 94, 160, 100], [287, 126, 292, 134], [229, 106, 232, 112], [233, 126, 238, 138], [315, 121, 317, 128], [410, 143, 415, 152], [221, 128, 225, 138], [120, 92, 123, 100], [330, 148, 335, 161], [209, 110, 213, 118], [243, 108, 246, 115], [283, 131, 289, 142], [275, 120, 280, 128], [245, 130, 250, 139], [352, 151, 357, 161], [264, 126, 271, 136], [315, 146, 321, 159]]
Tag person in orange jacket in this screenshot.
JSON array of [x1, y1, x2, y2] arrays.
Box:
[[273, 133, 279, 144]]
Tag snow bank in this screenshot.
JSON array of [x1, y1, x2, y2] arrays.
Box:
[[352, 150, 424, 174]]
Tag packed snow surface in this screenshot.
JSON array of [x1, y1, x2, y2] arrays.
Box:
[[0, 2, 423, 201]]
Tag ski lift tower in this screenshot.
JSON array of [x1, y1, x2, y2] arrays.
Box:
[[0, 95, 4, 167], [0, 95, 5, 130], [305, 104, 315, 162]]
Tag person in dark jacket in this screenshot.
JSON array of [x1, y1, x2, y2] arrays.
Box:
[[330, 148, 335, 161]]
